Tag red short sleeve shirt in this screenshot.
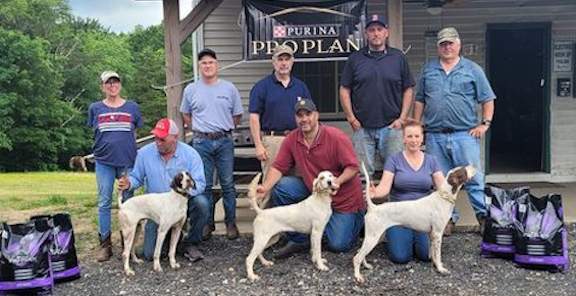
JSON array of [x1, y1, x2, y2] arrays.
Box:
[[273, 125, 365, 213]]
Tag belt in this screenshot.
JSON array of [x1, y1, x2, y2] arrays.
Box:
[[429, 128, 466, 134], [192, 130, 231, 140], [261, 130, 291, 136]]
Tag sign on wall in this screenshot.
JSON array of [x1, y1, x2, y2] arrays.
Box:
[[243, 0, 366, 61], [553, 40, 573, 72]]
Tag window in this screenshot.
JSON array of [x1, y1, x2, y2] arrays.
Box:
[[292, 61, 346, 118]]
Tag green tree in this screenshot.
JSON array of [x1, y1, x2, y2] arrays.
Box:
[[0, 28, 76, 170]]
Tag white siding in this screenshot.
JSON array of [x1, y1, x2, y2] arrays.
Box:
[[202, 0, 576, 180], [402, 0, 576, 180]]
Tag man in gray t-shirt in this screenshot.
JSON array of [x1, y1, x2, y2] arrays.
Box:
[[180, 48, 243, 240]]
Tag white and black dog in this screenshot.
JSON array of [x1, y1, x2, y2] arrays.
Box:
[[245, 171, 337, 281], [118, 171, 195, 276], [353, 164, 476, 283]]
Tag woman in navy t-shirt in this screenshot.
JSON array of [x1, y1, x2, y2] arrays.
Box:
[[369, 121, 444, 264], [87, 71, 143, 262]]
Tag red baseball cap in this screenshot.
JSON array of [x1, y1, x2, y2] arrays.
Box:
[[151, 118, 179, 139]]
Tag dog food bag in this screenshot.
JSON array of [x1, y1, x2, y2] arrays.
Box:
[[481, 185, 530, 257], [514, 193, 569, 272], [30, 214, 81, 283], [0, 219, 53, 296]]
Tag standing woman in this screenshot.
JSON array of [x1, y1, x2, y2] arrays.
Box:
[[87, 71, 143, 262], [369, 121, 444, 264]]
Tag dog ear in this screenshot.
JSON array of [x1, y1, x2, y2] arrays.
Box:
[[312, 176, 320, 193], [447, 167, 467, 194], [186, 172, 196, 189], [171, 172, 184, 191]]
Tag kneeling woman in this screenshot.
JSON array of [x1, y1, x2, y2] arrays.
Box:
[[369, 121, 444, 263]]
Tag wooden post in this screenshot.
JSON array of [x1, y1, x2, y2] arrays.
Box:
[[163, 0, 184, 138], [162, 0, 224, 139], [387, 0, 403, 50]]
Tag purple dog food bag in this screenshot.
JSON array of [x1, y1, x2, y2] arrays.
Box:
[[30, 214, 81, 283], [514, 193, 569, 272], [0, 219, 53, 296], [481, 185, 530, 257]]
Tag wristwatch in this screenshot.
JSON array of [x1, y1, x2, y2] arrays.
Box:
[[481, 119, 492, 127]]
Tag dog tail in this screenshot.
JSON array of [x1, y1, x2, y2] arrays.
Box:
[[360, 162, 375, 209], [247, 173, 263, 213]]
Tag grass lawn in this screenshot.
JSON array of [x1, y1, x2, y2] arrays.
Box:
[[0, 172, 114, 259]]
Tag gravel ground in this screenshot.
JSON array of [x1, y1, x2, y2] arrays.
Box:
[[54, 226, 576, 296]]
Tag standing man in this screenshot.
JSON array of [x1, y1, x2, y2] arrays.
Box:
[[414, 27, 496, 235], [118, 118, 208, 262], [255, 98, 365, 258], [180, 48, 244, 240], [249, 45, 312, 193], [340, 14, 415, 176]]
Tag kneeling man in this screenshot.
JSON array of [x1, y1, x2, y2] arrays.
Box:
[[255, 98, 365, 258]]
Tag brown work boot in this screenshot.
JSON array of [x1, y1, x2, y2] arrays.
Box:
[[183, 245, 204, 262], [443, 220, 455, 237], [96, 234, 112, 262], [274, 241, 309, 259], [477, 216, 486, 236], [202, 224, 215, 241], [226, 223, 239, 240]]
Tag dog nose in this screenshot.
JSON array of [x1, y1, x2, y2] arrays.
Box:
[[327, 180, 332, 186]]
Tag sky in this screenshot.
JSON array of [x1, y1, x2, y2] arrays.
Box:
[[67, 0, 193, 33]]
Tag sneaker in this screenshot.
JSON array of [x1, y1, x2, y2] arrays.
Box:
[[274, 241, 309, 259], [226, 223, 239, 240], [443, 220, 455, 237], [183, 245, 204, 262]]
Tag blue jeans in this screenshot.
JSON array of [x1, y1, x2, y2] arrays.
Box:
[[95, 161, 133, 239], [385, 226, 430, 264], [142, 194, 210, 260], [352, 127, 403, 175], [425, 131, 486, 221], [271, 176, 364, 252], [192, 136, 237, 225]]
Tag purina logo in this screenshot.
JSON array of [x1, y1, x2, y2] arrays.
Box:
[[273, 24, 341, 39]]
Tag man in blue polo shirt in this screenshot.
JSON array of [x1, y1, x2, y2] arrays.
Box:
[[118, 118, 208, 262], [249, 45, 311, 205], [340, 14, 415, 176], [414, 27, 496, 236], [180, 48, 244, 240]]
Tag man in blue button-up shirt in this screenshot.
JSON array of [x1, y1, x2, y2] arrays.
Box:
[[414, 27, 496, 236], [119, 118, 208, 262]]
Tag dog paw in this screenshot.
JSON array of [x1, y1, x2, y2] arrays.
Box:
[[363, 261, 374, 270], [316, 263, 329, 271], [248, 274, 260, 282], [437, 267, 450, 275], [132, 256, 143, 264], [354, 274, 365, 285], [153, 264, 163, 273], [171, 262, 181, 269], [125, 268, 135, 276], [261, 259, 274, 267]]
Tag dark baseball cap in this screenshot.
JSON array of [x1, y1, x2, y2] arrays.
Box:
[[198, 48, 217, 60], [294, 98, 317, 113], [365, 14, 388, 28]]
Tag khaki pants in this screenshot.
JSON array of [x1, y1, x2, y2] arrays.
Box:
[[258, 135, 286, 208]]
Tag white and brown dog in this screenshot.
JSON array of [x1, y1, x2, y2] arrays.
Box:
[[353, 164, 476, 284], [118, 171, 195, 276], [245, 171, 337, 281]]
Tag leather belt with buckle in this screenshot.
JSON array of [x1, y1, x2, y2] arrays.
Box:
[[262, 130, 291, 136], [192, 130, 231, 140]]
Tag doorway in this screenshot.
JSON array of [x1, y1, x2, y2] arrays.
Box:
[[486, 23, 550, 173]]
